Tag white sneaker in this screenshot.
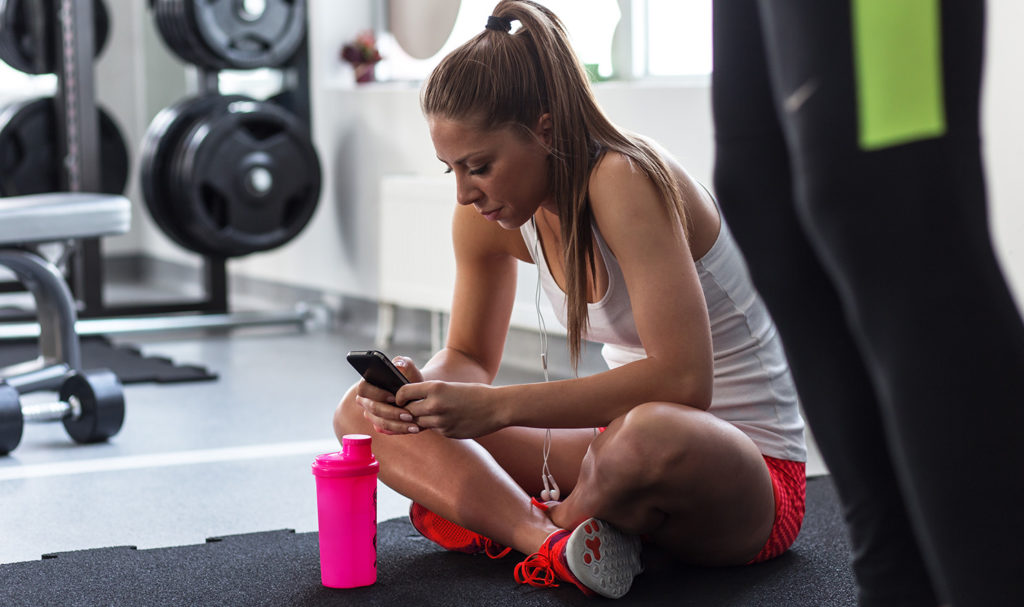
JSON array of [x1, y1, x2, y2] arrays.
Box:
[[566, 518, 644, 599]]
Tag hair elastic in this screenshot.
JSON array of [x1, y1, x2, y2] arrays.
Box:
[[485, 15, 513, 32]]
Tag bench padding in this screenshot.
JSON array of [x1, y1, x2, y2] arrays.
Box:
[[0, 193, 131, 245]]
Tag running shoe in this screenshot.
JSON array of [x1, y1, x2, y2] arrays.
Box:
[[514, 517, 643, 598], [409, 502, 512, 558]]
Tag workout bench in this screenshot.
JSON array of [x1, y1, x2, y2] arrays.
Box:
[[0, 192, 130, 454]]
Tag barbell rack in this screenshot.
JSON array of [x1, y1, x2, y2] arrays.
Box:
[[0, 0, 318, 337]]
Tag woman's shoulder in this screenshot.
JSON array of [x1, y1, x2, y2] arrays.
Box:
[[588, 144, 721, 258], [588, 141, 677, 199], [589, 148, 640, 184], [588, 150, 648, 208], [587, 148, 667, 221]]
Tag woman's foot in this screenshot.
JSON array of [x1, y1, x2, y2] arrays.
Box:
[[514, 517, 643, 599], [409, 502, 512, 558]]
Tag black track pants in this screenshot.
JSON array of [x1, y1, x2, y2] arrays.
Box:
[[711, 1, 1024, 605]]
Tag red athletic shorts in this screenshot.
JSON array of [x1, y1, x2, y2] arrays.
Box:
[[748, 455, 806, 563]]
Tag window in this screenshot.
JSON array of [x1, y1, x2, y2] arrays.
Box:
[[378, 0, 711, 82], [636, 0, 713, 78]]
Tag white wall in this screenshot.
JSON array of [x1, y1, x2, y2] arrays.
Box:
[[109, 0, 1023, 320]]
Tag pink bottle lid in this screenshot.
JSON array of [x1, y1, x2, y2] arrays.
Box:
[[312, 434, 380, 478]]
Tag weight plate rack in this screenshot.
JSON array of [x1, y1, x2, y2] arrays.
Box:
[[143, 0, 321, 262], [0, 0, 318, 328]]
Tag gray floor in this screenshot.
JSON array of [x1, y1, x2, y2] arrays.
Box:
[[0, 286, 826, 566], [0, 296, 556, 565]]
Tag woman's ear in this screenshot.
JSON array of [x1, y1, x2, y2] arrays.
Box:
[[535, 113, 553, 147]]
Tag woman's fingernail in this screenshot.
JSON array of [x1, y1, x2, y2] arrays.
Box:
[[399, 413, 413, 422], [407, 426, 420, 433]]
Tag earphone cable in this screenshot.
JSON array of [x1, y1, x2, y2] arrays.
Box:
[[531, 217, 558, 501]]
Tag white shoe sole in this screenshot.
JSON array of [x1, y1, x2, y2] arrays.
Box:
[[565, 518, 643, 599]]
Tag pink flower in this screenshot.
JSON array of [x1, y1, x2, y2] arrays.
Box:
[[341, 30, 382, 66]]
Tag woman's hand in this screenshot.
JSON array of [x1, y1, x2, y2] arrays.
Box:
[[357, 355, 506, 438], [400, 380, 504, 439], [356, 356, 424, 435]]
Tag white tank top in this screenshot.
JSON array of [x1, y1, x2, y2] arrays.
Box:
[[521, 214, 807, 462]]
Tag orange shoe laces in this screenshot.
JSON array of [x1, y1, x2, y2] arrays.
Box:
[[513, 501, 562, 587], [484, 539, 513, 559], [514, 529, 597, 596], [514, 549, 560, 588]]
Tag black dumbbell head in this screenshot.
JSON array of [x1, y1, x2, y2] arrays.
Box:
[[0, 382, 23, 455], [60, 370, 125, 444]]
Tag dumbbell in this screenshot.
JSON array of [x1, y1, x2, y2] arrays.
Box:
[[0, 369, 125, 455]]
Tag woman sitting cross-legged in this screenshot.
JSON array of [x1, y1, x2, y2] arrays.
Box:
[[334, 0, 807, 598]]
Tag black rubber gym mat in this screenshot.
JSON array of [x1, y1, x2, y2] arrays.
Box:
[[0, 477, 855, 606], [0, 336, 217, 384]]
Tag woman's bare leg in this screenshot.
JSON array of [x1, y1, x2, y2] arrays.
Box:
[[476, 403, 777, 564], [333, 384, 560, 555], [548, 402, 777, 565], [474, 426, 597, 498], [338, 383, 775, 563]]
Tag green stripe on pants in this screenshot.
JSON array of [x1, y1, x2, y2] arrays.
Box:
[[852, 0, 946, 150]]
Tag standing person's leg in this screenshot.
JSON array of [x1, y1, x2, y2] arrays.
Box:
[[756, 0, 1024, 603], [711, 2, 939, 604]]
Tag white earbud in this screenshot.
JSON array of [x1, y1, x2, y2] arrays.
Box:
[[541, 472, 560, 502], [542, 487, 560, 502]]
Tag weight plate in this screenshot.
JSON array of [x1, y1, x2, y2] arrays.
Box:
[[171, 96, 320, 256], [152, 1, 183, 63], [140, 94, 240, 255], [0, 382, 23, 455], [153, 0, 228, 69], [60, 369, 125, 444], [0, 0, 110, 75], [191, 0, 307, 69], [178, 0, 229, 69], [154, 0, 199, 67], [0, 96, 129, 196], [154, 0, 203, 67]]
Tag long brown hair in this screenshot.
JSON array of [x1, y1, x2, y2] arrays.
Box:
[[422, 0, 687, 369]]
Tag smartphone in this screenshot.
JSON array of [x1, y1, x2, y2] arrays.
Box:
[[346, 350, 410, 397]]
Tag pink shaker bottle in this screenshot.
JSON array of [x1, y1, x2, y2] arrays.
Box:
[[312, 434, 380, 588]]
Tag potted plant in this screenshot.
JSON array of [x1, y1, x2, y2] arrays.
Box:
[[341, 30, 383, 83]]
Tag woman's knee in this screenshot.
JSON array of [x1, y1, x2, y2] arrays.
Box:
[[594, 402, 696, 489], [333, 384, 368, 438], [570, 403, 697, 534]]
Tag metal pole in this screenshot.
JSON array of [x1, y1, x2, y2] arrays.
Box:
[[56, 0, 105, 313]]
